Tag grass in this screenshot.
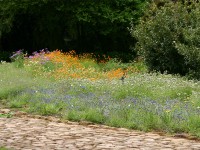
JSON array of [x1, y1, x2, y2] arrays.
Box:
[[0, 147, 8, 150], [0, 113, 13, 118], [1, 50, 200, 138]]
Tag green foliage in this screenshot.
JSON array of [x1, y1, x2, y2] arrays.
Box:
[[79, 59, 101, 71], [0, 0, 147, 61], [10, 50, 24, 68], [0, 147, 8, 150], [0, 63, 29, 99], [100, 58, 146, 72], [84, 109, 105, 124], [131, 1, 200, 77], [188, 115, 200, 137], [66, 108, 105, 123], [41, 61, 57, 72], [0, 51, 11, 61], [0, 62, 49, 100], [101, 58, 124, 71], [174, 2, 200, 79], [0, 113, 13, 118], [30, 103, 63, 116], [2, 59, 200, 137], [66, 110, 83, 122]]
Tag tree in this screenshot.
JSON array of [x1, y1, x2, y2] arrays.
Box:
[[0, 0, 147, 61], [131, 0, 200, 79]]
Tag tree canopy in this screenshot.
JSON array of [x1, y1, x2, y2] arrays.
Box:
[[132, 0, 200, 78], [0, 0, 147, 61]]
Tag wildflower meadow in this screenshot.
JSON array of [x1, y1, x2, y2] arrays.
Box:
[[1, 49, 200, 138]]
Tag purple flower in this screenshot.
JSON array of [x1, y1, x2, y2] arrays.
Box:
[[29, 56, 34, 59], [10, 50, 24, 60]]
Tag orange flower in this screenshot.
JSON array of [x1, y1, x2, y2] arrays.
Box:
[[26, 49, 138, 81]]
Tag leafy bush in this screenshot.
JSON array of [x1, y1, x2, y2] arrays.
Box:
[[131, 1, 200, 79], [174, 2, 200, 79]]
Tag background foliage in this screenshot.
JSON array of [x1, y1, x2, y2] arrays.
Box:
[[0, 0, 147, 61], [131, 0, 200, 79]]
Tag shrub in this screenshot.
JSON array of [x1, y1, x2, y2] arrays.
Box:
[[131, 1, 200, 79], [174, 2, 200, 79]]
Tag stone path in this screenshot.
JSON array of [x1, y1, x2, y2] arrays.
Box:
[[0, 109, 200, 150]]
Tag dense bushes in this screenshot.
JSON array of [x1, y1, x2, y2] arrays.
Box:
[[131, 1, 200, 79]]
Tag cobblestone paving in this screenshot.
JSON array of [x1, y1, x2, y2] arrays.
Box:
[[0, 109, 200, 150]]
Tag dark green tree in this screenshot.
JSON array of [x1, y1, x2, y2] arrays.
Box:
[[131, 0, 200, 79], [0, 0, 147, 61]]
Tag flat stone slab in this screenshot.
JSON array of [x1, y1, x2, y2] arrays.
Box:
[[0, 115, 200, 149], [0, 109, 11, 114]]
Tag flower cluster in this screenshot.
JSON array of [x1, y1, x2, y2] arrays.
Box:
[[10, 50, 25, 68], [24, 49, 132, 80]]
